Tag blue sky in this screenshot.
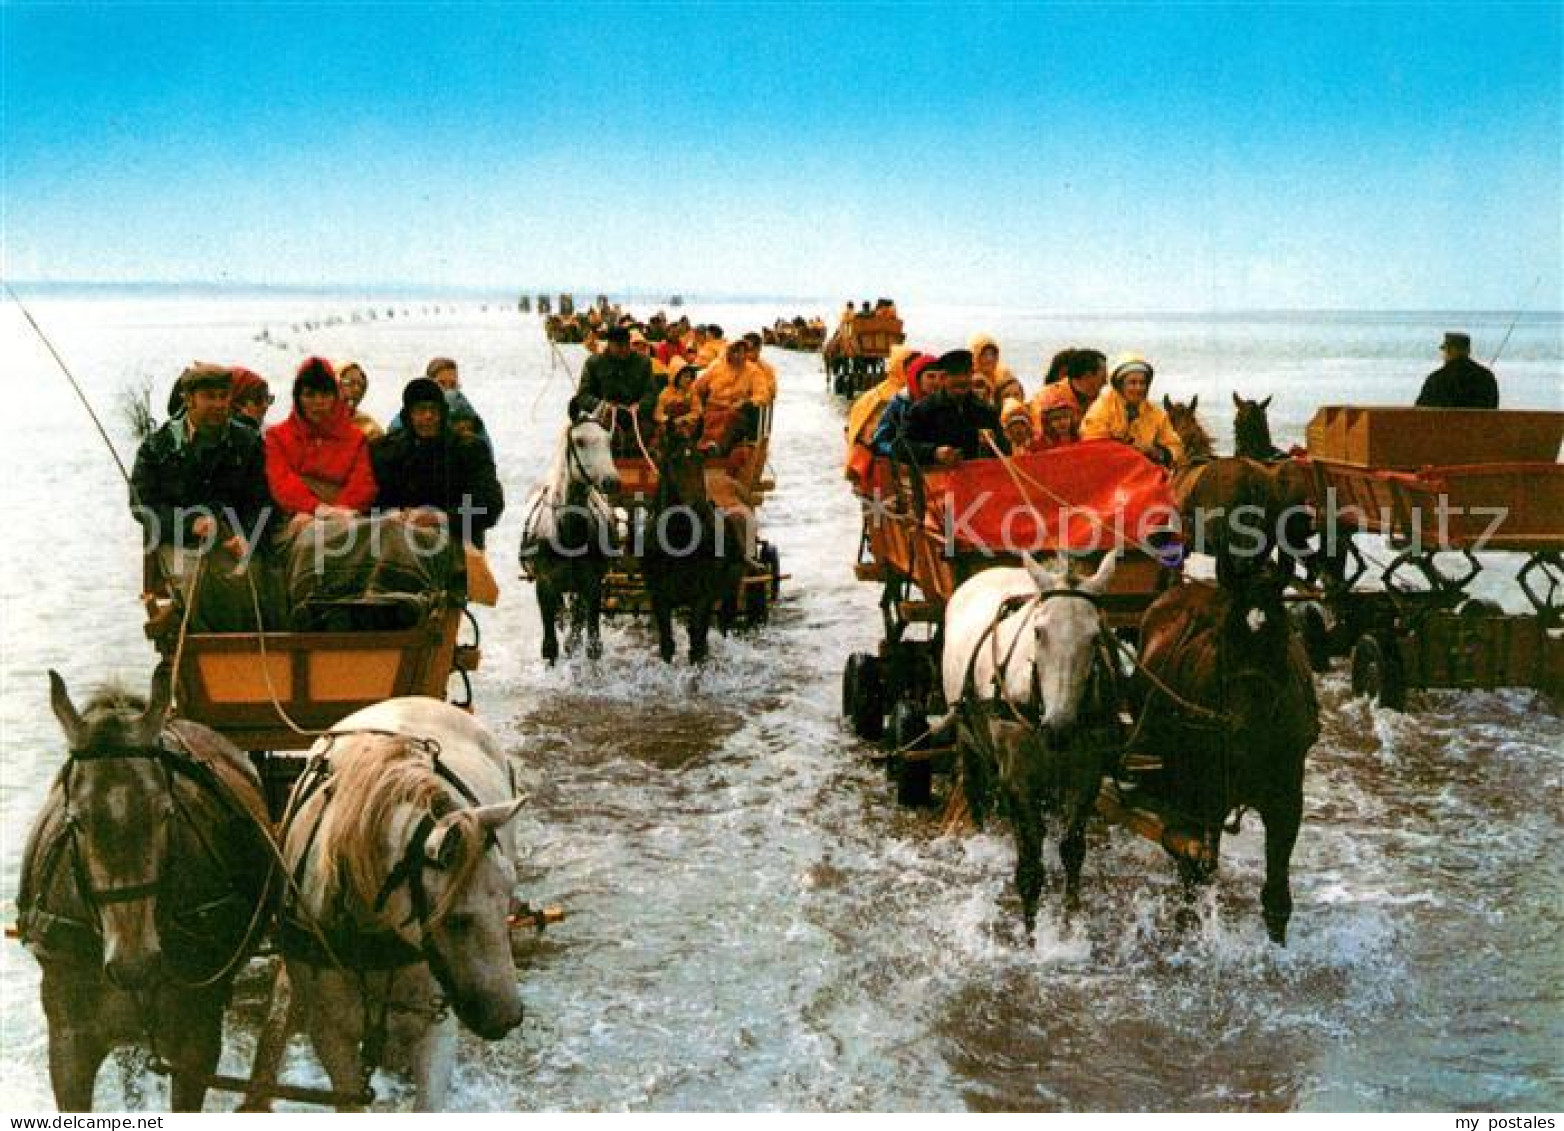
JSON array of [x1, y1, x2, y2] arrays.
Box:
[[3, 2, 1559, 310]]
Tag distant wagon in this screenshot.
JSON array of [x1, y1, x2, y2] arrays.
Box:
[[1292, 406, 1564, 708], [825, 312, 905, 397]]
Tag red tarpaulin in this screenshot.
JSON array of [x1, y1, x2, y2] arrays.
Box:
[[872, 441, 1181, 555]]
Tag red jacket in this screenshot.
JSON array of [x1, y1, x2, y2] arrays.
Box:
[[264, 398, 377, 515]]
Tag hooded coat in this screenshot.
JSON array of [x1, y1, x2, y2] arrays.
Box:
[[969, 333, 1024, 406], [263, 362, 377, 516], [370, 395, 504, 548], [845, 345, 917, 483]]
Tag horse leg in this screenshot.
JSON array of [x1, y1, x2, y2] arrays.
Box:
[[292, 965, 366, 1111], [167, 993, 224, 1112], [584, 570, 605, 661], [538, 581, 561, 664], [45, 1025, 106, 1112], [411, 1015, 458, 1113], [688, 598, 714, 664], [1059, 798, 1089, 917], [650, 591, 677, 663], [1260, 793, 1303, 945], [1004, 785, 1046, 940], [41, 970, 109, 1111]]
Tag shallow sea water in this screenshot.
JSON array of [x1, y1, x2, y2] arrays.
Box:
[[0, 293, 1559, 1110]]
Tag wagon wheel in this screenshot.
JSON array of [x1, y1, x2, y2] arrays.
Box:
[[1350, 632, 1406, 710], [890, 699, 932, 807], [1290, 600, 1333, 672], [842, 652, 885, 740]]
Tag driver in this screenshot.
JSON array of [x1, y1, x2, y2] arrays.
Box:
[[572, 324, 656, 455]]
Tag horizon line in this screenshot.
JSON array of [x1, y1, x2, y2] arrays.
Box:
[[4, 279, 1560, 321]]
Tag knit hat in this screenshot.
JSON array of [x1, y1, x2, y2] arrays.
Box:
[[1000, 398, 1030, 427], [935, 349, 974, 376], [402, 377, 445, 412], [1109, 354, 1154, 389], [229, 367, 269, 406]]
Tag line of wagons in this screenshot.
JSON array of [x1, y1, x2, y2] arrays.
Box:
[[842, 403, 1564, 840]]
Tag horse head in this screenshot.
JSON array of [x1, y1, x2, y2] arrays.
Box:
[[1163, 394, 1214, 463], [1020, 552, 1117, 742], [47, 666, 174, 989], [1232, 392, 1281, 461], [566, 409, 620, 495], [413, 799, 527, 1039], [311, 734, 526, 1040]]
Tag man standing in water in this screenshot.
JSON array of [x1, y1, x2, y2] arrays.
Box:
[[1416, 332, 1499, 408], [131, 364, 272, 630]]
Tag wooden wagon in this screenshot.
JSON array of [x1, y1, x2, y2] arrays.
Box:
[[598, 416, 785, 625], [143, 565, 482, 816], [1294, 406, 1564, 707], [825, 313, 906, 398], [841, 443, 1181, 804]]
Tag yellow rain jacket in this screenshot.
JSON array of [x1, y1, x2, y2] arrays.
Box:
[[692, 357, 763, 409], [1080, 388, 1186, 466], [843, 346, 915, 473], [750, 356, 778, 407], [969, 333, 1024, 406]]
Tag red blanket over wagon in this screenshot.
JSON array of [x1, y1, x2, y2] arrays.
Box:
[[870, 441, 1179, 555]]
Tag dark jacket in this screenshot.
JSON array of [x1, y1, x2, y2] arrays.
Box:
[[371, 428, 504, 548], [900, 392, 1008, 465], [1416, 357, 1498, 409], [130, 418, 272, 546], [575, 351, 656, 417]]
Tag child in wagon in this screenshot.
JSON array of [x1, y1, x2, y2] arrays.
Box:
[[654, 358, 703, 445]]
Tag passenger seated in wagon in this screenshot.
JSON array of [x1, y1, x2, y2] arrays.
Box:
[[654, 358, 703, 445], [845, 345, 922, 485], [690, 337, 771, 456], [1000, 397, 1046, 454], [970, 333, 1024, 408], [131, 363, 275, 632], [372, 378, 504, 549], [574, 324, 657, 456], [1029, 347, 1106, 440], [897, 349, 1008, 467], [870, 353, 940, 459], [1080, 355, 1186, 469], [267, 359, 461, 629]]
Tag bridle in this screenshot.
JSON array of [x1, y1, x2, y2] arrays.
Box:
[[59, 745, 177, 914]]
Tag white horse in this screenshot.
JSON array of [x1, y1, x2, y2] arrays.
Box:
[[939, 552, 1118, 935], [280, 698, 525, 1110], [519, 411, 620, 661]]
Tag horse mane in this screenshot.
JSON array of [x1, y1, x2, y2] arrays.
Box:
[[315, 739, 486, 928]]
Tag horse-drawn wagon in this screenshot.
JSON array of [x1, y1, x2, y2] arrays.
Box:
[[825, 312, 905, 398], [520, 407, 785, 664], [1294, 406, 1564, 708], [841, 442, 1179, 805], [600, 413, 784, 628], [141, 559, 482, 811]]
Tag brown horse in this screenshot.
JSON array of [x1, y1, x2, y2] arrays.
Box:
[[1131, 573, 1319, 943], [19, 667, 274, 1110], [1165, 394, 1312, 583], [640, 434, 748, 662]]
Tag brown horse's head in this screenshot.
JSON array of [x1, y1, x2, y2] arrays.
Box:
[[1232, 393, 1284, 461], [1163, 394, 1215, 463], [48, 666, 174, 989]]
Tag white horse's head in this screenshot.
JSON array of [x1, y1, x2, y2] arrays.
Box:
[[566, 412, 620, 494], [1022, 552, 1116, 740], [413, 799, 527, 1039], [308, 710, 527, 1042]]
